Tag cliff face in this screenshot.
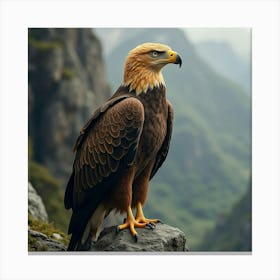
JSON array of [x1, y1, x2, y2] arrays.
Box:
[[28, 28, 111, 185]]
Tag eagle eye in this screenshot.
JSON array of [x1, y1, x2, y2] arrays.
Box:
[[151, 51, 159, 58]]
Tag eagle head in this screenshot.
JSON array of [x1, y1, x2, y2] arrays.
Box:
[[123, 42, 182, 95]]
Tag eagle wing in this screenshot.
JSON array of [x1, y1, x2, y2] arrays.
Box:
[[150, 100, 174, 180], [64, 95, 144, 249]]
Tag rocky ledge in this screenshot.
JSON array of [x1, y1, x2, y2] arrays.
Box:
[[29, 221, 188, 252], [28, 229, 66, 251], [91, 223, 188, 252]]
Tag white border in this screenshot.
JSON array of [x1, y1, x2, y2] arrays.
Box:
[[0, 0, 279, 279]]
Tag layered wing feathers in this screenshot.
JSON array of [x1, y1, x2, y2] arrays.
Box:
[[71, 97, 145, 209]]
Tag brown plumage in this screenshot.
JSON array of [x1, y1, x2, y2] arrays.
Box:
[[64, 42, 182, 250]]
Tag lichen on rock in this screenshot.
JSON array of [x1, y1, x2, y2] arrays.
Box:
[[28, 229, 66, 252], [28, 214, 69, 251]]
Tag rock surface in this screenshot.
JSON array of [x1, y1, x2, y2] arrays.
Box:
[[28, 182, 48, 222], [28, 223, 188, 252], [28, 28, 111, 185], [28, 229, 66, 251], [91, 224, 188, 252]]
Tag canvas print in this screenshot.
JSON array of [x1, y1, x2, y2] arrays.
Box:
[[28, 28, 251, 252]]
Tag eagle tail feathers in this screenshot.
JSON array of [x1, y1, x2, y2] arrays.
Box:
[[66, 184, 111, 251]]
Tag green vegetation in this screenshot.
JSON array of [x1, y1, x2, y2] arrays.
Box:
[[198, 185, 252, 251], [28, 140, 70, 232], [28, 214, 69, 251], [62, 67, 75, 79], [29, 37, 63, 51], [28, 233, 48, 251]]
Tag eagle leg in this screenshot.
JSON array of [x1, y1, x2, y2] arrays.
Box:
[[116, 206, 146, 242], [135, 202, 161, 226]]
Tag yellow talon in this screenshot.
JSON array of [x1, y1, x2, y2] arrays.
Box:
[[117, 204, 161, 240], [117, 206, 145, 239], [135, 202, 160, 224]]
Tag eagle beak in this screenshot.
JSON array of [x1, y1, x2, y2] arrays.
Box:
[[168, 50, 182, 68], [175, 54, 182, 68]]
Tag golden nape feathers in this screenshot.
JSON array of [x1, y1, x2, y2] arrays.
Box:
[[123, 42, 182, 95]]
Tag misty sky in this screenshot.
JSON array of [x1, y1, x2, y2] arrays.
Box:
[[185, 28, 251, 61], [96, 28, 251, 63]]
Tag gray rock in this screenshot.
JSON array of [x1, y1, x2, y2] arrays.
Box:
[[28, 229, 66, 251], [28, 28, 111, 185], [91, 224, 187, 252], [52, 233, 63, 240], [28, 182, 48, 222]]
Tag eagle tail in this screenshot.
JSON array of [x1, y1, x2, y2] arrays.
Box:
[[67, 227, 91, 251], [66, 207, 94, 251], [67, 230, 81, 251], [67, 203, 106, 251], [66, 183, 111, 251], [64, 171, 97, 250], [64, 172, 93, 251]]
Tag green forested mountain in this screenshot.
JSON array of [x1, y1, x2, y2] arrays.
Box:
[[199, 183, 252, 251], [98, 28, 251, 249]]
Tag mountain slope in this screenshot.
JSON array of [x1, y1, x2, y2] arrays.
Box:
[[198, 183, 252, 251], [195, 40, 251, 95], [99, 28, 251, 249]]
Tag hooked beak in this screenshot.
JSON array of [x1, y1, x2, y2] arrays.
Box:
[[175, 54, 182, 68], [167, 50, 182, 68]]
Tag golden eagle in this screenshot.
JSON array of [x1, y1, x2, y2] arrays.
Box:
[[64, 42, 182, 250]]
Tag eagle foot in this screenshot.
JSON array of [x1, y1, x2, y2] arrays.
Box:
[[116, 206, 146, 242], [135, 202, 162, 228]]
